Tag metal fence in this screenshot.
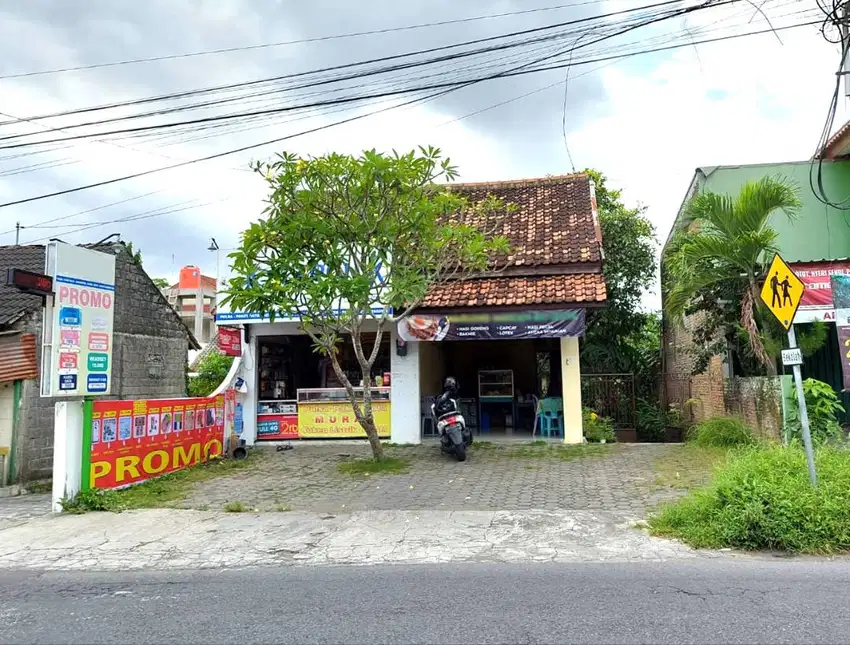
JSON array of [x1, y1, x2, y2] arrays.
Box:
[[580, 373, 636, 428]]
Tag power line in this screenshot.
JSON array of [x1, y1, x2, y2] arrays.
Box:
[[0, 0, 622, 80]]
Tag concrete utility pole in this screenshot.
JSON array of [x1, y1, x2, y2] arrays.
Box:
[[15, 222, 20, 245], [842, 1, 850, 98]]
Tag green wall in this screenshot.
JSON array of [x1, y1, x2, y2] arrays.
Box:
[[698, 161, 850, 262]]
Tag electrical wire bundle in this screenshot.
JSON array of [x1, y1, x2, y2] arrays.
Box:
[[0, 0, 827, 242]]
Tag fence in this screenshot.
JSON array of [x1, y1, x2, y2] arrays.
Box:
[[580, 373, 636, 428]]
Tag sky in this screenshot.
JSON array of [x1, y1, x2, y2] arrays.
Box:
[[0, 0, 844, 310]]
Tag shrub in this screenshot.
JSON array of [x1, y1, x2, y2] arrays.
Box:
[[188, 352, 234, 397], [687, 417, 754, 448], [649, 445, 850, 553], [786, 378, 844, 446], [583, 408, 616, 443], [635, 399, 666, 442]]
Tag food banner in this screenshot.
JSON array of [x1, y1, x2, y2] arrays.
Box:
[[831, 275, 850, 391], [790, 261, 850, 323], [89, 394, 227, 490], [297, 401, 391, 438], [397, 309, 586, 341]]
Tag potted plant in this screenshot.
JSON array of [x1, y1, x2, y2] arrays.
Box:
[[583, 408, 616, 443]]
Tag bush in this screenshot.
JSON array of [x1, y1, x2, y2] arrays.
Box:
[[786, 378, 844, 446], [188, 352, 234, 397], [583, 408, 616, 443], [687, 417, 754, 448], [649, 445, 850, 553], [635, 399, 666, 442]]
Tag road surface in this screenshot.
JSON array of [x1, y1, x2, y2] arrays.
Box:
[[2, 560, 849, 644]]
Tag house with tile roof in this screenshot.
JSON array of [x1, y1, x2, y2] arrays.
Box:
[[0, 241, 200, 485], [216, 173, 608, 447]]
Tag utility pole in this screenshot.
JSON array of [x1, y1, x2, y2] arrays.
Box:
[[842, 0, 850, 98], [15, 222, 20, 245]]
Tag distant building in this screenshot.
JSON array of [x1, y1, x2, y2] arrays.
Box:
[[162, 266, 217, 345]]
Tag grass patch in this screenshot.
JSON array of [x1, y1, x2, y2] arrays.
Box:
[[223, 501, 246, 513], [506, 442, 613, 461], [60, 453, 261, 513], [651, 444, 729, 491], [473, 441, 501, 450], [649, 445, 850, 554], [687, 417, 755, 448], [25, 480, 51, 494], [337, 456, 409, 476]]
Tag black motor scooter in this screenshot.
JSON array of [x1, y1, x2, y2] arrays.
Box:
[[431, 377, 473, 461]]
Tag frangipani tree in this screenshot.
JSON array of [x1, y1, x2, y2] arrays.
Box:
[[664, 176, 802, 375], [222, 147, 511, 459]]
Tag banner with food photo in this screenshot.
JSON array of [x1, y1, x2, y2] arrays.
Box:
[[397, 309, 586, 341]]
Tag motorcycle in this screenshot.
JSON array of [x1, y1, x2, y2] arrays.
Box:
[[431, 382, 473, 461]]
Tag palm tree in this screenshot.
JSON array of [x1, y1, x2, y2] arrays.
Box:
[[664, 176, 801, 375]]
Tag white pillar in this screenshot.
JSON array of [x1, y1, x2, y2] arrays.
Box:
[[51, 400, 84, 513], [390, 328, 421, 444], [241, 331, 258, 445], [560, 336, 583, 444]]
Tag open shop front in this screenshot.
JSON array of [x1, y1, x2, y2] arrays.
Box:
[[398, 309, 586, 443], [249, 322, 393, 442]]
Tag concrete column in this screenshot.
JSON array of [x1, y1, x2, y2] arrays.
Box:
[[241, 331, 258, 445], [560, 336, 583, 444], [390, 327, 421, 444], [51, 400, 84, 513]]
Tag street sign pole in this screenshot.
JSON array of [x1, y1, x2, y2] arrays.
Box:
[[786, 325, 818, 487]]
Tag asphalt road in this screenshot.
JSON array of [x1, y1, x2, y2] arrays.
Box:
[[2, 560, 849, 644]]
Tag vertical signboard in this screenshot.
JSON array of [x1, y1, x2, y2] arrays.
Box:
[[218, 327, 242, 357], [42, 243, 116, 397], [831, 274, 850, 391]]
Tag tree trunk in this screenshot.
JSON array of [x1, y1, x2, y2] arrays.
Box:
[[742, 281, 776, 376]]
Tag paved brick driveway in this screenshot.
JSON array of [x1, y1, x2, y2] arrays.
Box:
[[181, 442, 712, 516]]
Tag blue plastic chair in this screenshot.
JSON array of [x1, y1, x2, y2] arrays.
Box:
[[536, 398, 564, 437]]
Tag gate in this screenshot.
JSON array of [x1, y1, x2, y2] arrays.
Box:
[[580, 373, 636, 428]]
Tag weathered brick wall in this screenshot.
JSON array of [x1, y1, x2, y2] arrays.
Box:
[[724, 377, 783, 441], [12, 245, 191, 482]]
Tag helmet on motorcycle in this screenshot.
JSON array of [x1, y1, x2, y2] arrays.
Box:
[[443, 376, 458, 394]]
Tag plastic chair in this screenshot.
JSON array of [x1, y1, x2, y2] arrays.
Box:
[[537, 398, 564, 437]]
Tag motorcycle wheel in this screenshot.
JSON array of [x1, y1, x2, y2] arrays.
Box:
[[455, 442, 467, 462]]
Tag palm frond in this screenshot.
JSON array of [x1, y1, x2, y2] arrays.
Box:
[[734, 175, 802, 232]]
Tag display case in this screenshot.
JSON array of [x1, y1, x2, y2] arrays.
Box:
[[258, 342, 292, 400], [478, 370, 514, 400], [297, 387, 391, 403], [296, 388, 392, 439], [258, 400, 297, 416]]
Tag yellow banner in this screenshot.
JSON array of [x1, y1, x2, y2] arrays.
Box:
[[297, 401, 391, 439]]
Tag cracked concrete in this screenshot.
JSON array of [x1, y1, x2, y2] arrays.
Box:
[[0, 507, 736, 572]]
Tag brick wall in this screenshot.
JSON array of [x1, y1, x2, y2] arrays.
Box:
[[12, 244, 192, 482]]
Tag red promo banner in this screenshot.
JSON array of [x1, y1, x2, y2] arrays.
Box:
[[90, 394, 226, 489], [218, 327, 242, 357], [790, 261, 850, 310], [256, 414, 299, 440]]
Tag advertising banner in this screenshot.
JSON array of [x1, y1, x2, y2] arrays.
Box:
[[397, 309, 586, 342], [297, 401, 391, 438], [218, 327, 242, 356], [790, 261, 850, 323], [89, 394, 226, 489], [830, 274, 850, 391], [42, 243, 116, 397], [257, 414, 299, 440]]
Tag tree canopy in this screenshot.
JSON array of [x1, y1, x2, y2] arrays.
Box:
[[222, 147, 511, 458]]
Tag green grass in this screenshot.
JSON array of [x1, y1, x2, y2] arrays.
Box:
[[506, 442, 613, 461], [60, 453, 262, 513], [649, 445, 850, 554], [337, 456, 409, 476], [687, 417, 756, 448], [651, 444, 729, 491], [25, 480, 51, 494], [223, 501, 246, 513]]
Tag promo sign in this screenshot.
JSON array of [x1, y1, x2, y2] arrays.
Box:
[[297, 401, 391, 438], [218, 327, 242, 357], [397, 309, 586, 342], [790, 261, 850, 323], [89, 394, 228, 489], [42, 243, 116, 397]]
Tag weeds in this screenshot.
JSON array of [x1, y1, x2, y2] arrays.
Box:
[[687, 417, 755, 448], [223, 501, 246, 513], [337, 457, 409, 476]]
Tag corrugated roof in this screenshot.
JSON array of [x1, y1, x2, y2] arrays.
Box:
[[0, 245, 46, 327], [0, 332, 38, 382]]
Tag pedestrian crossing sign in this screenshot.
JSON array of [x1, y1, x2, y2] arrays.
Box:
[[759, 253, 805, 331]]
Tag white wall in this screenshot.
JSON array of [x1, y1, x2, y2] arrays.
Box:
[[0, 382, 14, 484], [390, 326, 421, 444]]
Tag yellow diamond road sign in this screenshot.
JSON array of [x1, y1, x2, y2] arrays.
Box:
[[760, 253, 805, 331]]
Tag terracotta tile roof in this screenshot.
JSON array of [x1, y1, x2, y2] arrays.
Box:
[[421, 274, 606, 309], [448, 173, 602, 267]]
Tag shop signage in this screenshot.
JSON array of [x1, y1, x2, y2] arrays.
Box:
[[218, 327, 242, 356], [397, 309, 586, 342], [790, 261, 850, 323], [297, 401, 391, 438], [42, 243, 116, 397], [89, 393, 229, 489], [257, 414, 299, 440], [6, 267, 53, 297], [831, 274, 850, 391]]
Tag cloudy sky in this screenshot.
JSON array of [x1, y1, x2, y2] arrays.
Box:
[[0, 0, 842, 308]]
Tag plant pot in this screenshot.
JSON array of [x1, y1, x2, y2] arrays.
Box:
[[664, 427, 684, 443], [615, 428, 637, 443], [600, 439, 606, 444]]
